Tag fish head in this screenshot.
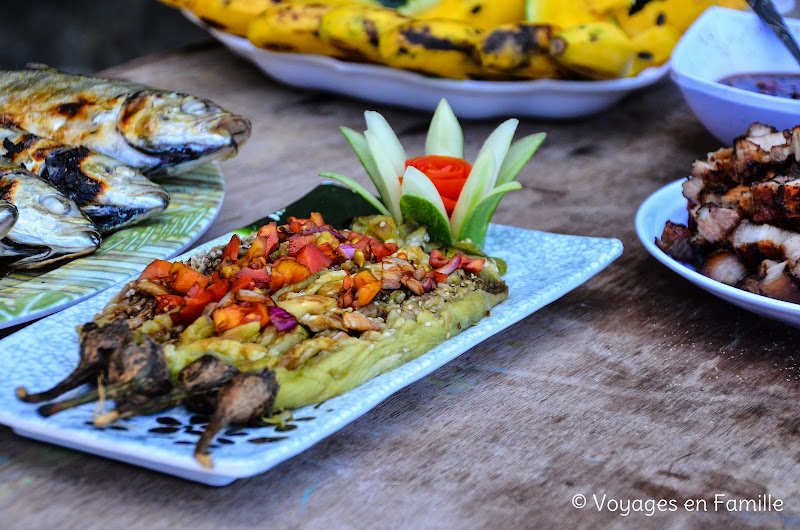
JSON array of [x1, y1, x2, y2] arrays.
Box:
[[0, 169, 100, 267], [117, 91, 251, 174], [0, 199, 17, 239]]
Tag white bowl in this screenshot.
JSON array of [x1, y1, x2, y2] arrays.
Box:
[[671, 6, 800, 144], [636, 179, 800, 327]]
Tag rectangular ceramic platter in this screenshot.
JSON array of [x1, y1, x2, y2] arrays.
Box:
[[0, 224, 622, 485]]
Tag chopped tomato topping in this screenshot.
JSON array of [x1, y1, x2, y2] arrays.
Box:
[[156, 294, 183, 313], [230, 276, 256, 293], [268, 259, 311, 292], [236, 266, 270, 284], [352, 270, 381, 307], [370, 242, 397, 260], [296, 244, 332, 274], [221, 234, 241, 264], [139, 259, 172, 281], [212, 302, 270, 333], [287, 234, 315, 256], [167, 262, 209, 295]]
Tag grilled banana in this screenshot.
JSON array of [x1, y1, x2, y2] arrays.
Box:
[[189, 0, 276, 36], [549, 22, 635, 79], [525, 0, 604, 29], [248, 2, 350, 57], [319, 5, 411, 63], [414, 0, 525, 30], [627, 24, 680, 76], [379, 19, 483, 79], [477, 23, 562, 79], [614, 0, 749, 38]]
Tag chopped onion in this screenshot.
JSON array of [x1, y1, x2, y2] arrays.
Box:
[[268, 306, 298, 331], [338, 244, 356, 259], [435, 254, 463, 275]]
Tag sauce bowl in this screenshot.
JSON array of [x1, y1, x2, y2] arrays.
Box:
[[671, 6, 800, 144]]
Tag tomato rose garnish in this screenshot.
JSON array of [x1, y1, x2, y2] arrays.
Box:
[[405, 155, 472, 215]]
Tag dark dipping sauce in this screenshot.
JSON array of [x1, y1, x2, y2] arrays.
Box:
[[719, 73, 800, 100]]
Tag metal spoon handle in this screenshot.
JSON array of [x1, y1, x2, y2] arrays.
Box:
[[748, 0, 800, 67]]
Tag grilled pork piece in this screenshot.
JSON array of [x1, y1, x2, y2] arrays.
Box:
[[658, 122, 800, 304]]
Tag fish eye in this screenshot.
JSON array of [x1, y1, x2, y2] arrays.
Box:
[[39, 194, 71, 215], [181, 98, 209, 115]]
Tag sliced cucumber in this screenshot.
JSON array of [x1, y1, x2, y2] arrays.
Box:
[[496, 132, 546, 186], [456, 182, 522, 247], [425, 99, 464, 158], [319, 171, 392, 217], [340, 127, 392, 211]]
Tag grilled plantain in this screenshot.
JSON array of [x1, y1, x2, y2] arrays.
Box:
[[189, 0, 276, 36], [248, 2, 350, 57], [319, 5, 411, 63], [549, 22, 635, 79], [414, 0, 525, 30], [379, 18, 483, 79], [627, 24, 680, 77], [477, 23, 562, 79]]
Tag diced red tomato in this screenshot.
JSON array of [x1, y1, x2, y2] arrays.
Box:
[[316, 242, 339, 261], [462, 257, 485, 274], [429, 249, 448, 268], [295, 244, 332, 274], [168, 262, 210, 295], [352, 270, 381, 307], [156, 294, 183, 313], [310, 212, 325, 227], [287, 234, 315, 256], [370, 242, 398, 260], [221, 234, 241, 263], [236, 266, 270, 284], [139, 259, 172, 281], [230, 276, 256, 293], [212, 302, 270, 333], [268, 259, 311, 292]]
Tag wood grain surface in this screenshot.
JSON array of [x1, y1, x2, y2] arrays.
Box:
[[3, 42, 800, 529]]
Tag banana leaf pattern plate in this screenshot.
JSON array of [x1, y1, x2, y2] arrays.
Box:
[[0, 163, 224, 329], [0, 184, 622, 485]]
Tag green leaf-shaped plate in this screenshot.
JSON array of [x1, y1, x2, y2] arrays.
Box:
[[0, 163, 225, 329]]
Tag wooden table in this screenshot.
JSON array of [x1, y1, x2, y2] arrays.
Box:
[[3, 42, 800, 528]]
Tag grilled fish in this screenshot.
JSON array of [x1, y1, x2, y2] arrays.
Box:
[[0, 126, 170, 233], [0, 199, 17, 240], [0, 66, 252, 176], [0, 157, 100, 268]]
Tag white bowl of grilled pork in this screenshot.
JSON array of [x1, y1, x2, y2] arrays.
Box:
[[637, 122, 800, 327], [671, 7, 800, 145]]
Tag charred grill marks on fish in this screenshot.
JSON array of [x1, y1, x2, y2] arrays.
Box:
[[0, 67, 252, 176], [0, 125, 169, 233]]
